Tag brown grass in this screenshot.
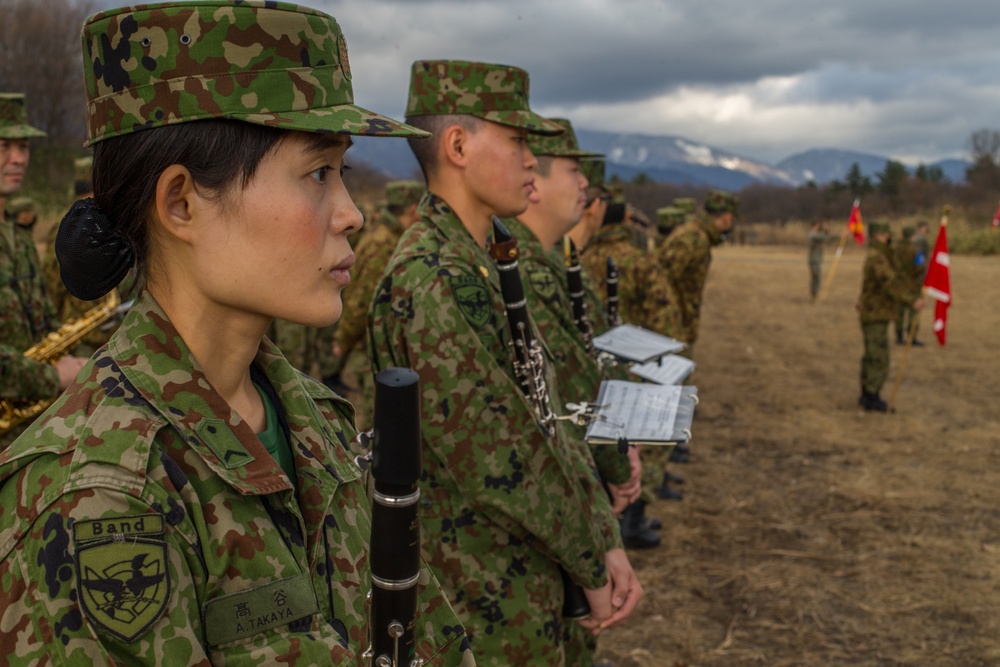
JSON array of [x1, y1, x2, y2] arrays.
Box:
[[595, 245, 1000, 666]]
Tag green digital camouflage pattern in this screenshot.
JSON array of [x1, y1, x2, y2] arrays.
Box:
[[672, 198, 696, 214], [42, 220, 118, 357], [367, 193, 620, 666], [892, 234, 923, 339], [81, 1, 429, 146], [0, 292, 472, 666], [0, 212, 61, 449], [0, 93, 46, 139], [579, 158, 606, 193], [386, 180, 425, 210], [582, 225, 679, 336], [268, 319, 339, 378], [505, 218, 630, 485], [578, 260, 609, 334], [860, 321, 890, 394], [658, 215, 724, 345], [405, 60, 563, 135], [703, 189, 739, 216], [526, 118, 601, 158], [859, 238, 917, 323]]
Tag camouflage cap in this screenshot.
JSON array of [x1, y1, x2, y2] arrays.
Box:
[[704, 189, 739, 216], [386, 180, 424, 209], [580, 158, 606, 191], [869, 221, 890, 235], [656, 206, 685, 224], [405, 60, 563, 135], [0, 93, 47, 139], [7, 196, 36, 216], [626, 203, 651, 228], [672, 197, 696, 213], [527, 118, 602, 158], [81, 1, 429, 146], [902, 225, 915, 239]]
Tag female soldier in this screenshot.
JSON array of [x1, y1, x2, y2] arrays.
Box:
[[0, 2, 472, 665]]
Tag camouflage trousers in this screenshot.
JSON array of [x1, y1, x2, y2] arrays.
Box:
[[895, 302, 920, 341], [860, 321, 890, 394], [809, 261, 821, 298]]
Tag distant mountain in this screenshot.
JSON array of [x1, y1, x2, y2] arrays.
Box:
[[775, 149, 969, 185], [348, 133, 967, 189]]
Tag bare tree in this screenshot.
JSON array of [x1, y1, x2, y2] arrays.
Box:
[[0, 0, 94, 144]]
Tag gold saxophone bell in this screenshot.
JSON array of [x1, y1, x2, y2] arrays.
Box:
[[0, 291, 121, 437]]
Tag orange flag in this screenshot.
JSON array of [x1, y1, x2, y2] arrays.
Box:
[[847, 198, 865, 245]]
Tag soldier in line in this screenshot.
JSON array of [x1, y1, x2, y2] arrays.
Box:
[[0, 5, 473, 665], [7, 196, 38, 231], [505, 119, 652, 550], [43, 155, 123, 357], [331, 178, 423, 427], [857, 222, 924, 412], [654, 206, 685, 248], [567, 157, 611, 333], [0, 93, 88, 450], [807, 221, 830, 303], [658, 189, 738, 356], [893, 226, 925, 346], [368, 60, 641, 666]]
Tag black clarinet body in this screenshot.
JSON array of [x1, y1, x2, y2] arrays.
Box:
[[563, 238, 596, 355], [606, 256, 621, 327], [367, 368, 424, 667], [489, 217, 591, 621]]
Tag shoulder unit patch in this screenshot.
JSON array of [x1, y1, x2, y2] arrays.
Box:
[[449, 275, 493, 329]]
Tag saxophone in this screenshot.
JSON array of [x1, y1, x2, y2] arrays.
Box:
[[0, 290, 121, 436]]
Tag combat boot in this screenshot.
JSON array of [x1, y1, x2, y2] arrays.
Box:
[[619, 500, 661, 549], [669, 444, 690, 463], [655, 471, 684, 500], [859, 391, 887, 412]]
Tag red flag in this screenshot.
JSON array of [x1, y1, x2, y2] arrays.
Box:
[[992, 201, 1000, 228], [922, 223, 950, 346], [847, 199, 865, 245]]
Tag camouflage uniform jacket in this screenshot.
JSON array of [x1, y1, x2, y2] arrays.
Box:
[[1, 212, 62, 449], [506, 218, 630, 485], [860, 241, 917, 323], [367, 194, 620, 664], [0, 292, 472, 666], [658, 216, 723, 344], [892, 238, 924, 295], [581, 225, 677, 336], [334, 212, 406, 360]]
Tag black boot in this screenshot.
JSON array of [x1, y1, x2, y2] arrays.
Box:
[[619, 500, 661, 548], [859, 391, 887, 412], [655, 471, 684, 500], [669, 444, 690, 463]]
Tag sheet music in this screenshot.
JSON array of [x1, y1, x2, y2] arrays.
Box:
[[592, 324, 686, 363], [629, 355, 696, 385], [586, 381, 685, 445]]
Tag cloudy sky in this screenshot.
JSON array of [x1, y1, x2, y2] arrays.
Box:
[[293, 0, 1000, 166]]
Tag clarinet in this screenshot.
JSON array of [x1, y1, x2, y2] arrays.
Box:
[[489, 217, 591, 621], [563, 237, 595, 356], [365, 368, 425, 667], [606, 257, 622, 327]]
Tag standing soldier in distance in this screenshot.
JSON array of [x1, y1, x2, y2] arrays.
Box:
[[807, 221, 830, 303], [857, 222, 924, 412], [0, 93, 88, 450], [658, 189, 738, 356], [0, 5, 473, 664], [654, 206, 685, 248], [368, 60, 641, 667], [332, 178, 424, 427], [893, 226, 925, 346]]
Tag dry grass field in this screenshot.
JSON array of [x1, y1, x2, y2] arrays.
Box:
[[595, 243, 1000, 666]]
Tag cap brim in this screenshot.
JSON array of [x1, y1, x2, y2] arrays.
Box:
[[0, 125, 47, 139], [231, 103, 431, 139], [535, 148, 604, 159], [482, 110, 565, 136]]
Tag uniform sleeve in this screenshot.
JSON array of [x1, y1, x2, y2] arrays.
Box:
[[368, 267, 613, 589], [0, 345, 61, 401], [0, 487, 212, 666]]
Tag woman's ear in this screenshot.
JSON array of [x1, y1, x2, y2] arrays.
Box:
[[153, 164, 201, 243]]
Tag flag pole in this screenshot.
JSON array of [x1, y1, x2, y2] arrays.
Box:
[[817, 198, 860, 302], [817, 228, 849, 302], [887, 206, 949, 412]]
